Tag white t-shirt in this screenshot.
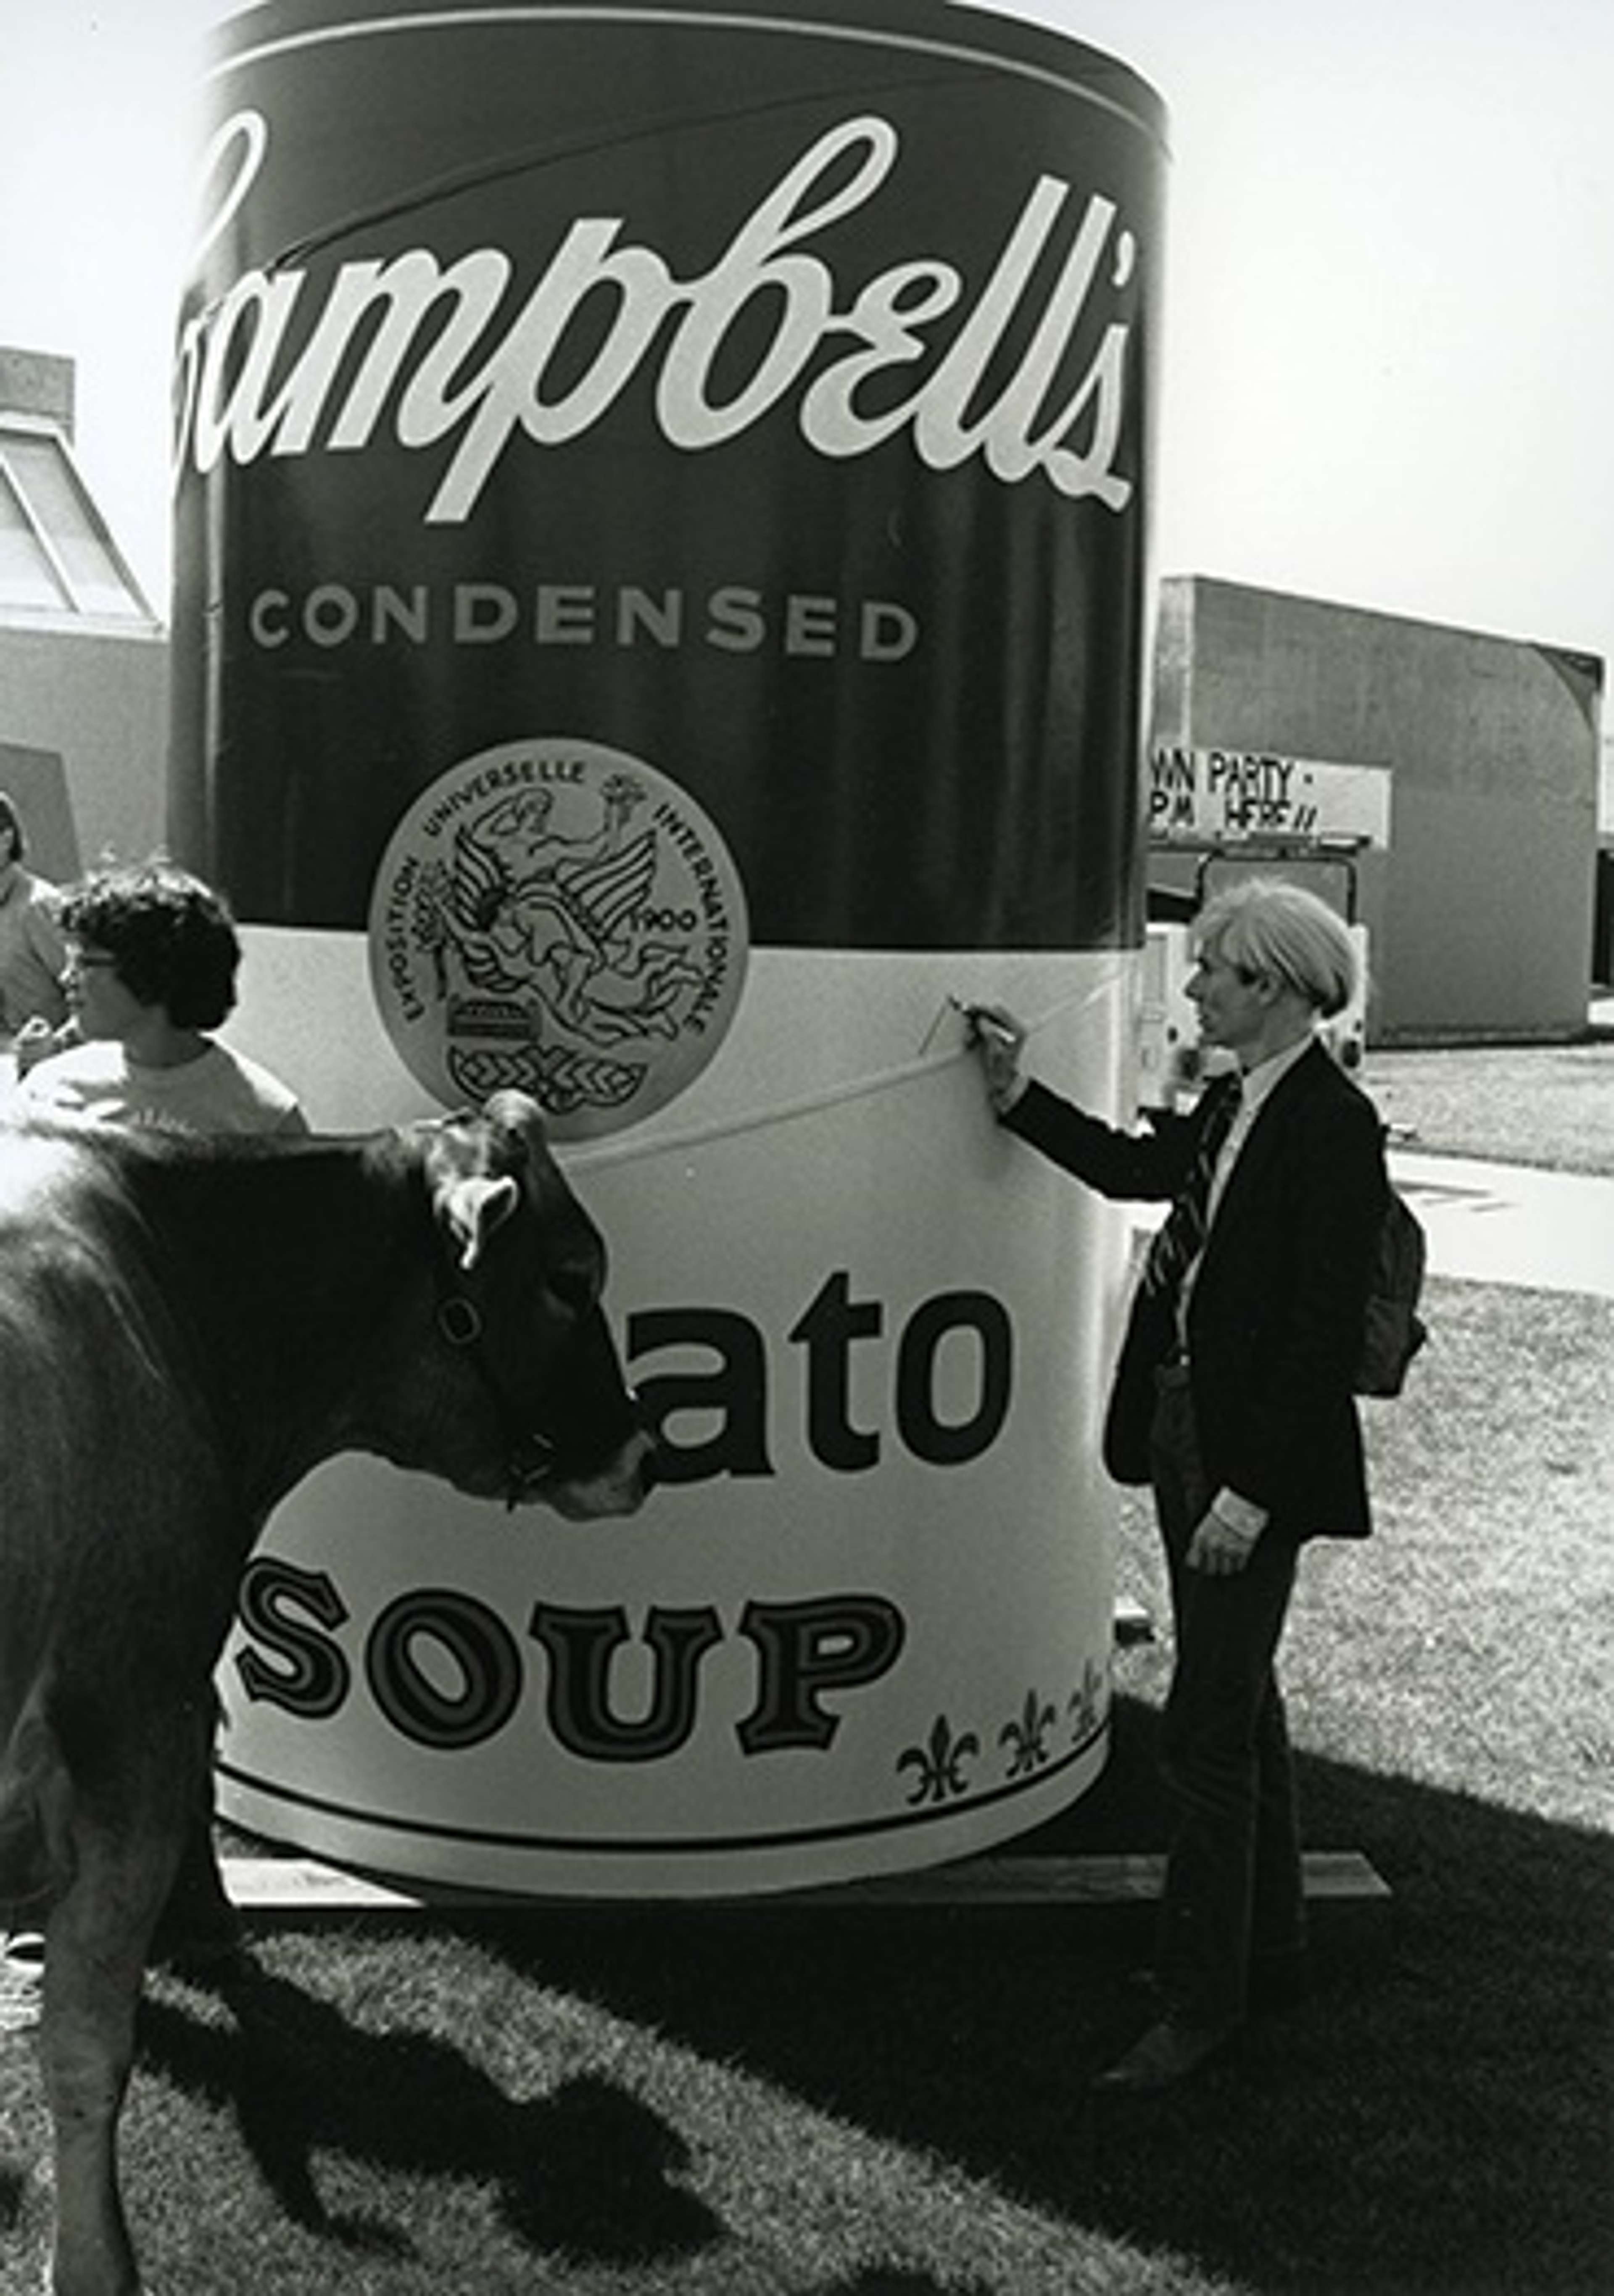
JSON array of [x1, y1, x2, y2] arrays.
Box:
[[15, 1038, 308, 1139]]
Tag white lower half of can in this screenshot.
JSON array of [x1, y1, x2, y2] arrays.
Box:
[[217, 930, 1137, 1896]]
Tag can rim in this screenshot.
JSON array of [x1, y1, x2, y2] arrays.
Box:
[[206, 0, 1170, 154]]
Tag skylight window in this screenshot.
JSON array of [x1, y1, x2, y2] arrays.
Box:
[[0, 453, 71, 612], [0, 421, 154, 624]]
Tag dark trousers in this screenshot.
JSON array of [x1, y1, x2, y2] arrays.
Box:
[[1149, 1364, 1307, 2027]]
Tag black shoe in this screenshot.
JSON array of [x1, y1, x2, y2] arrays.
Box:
[[1093, 2015, 1240, 2093]]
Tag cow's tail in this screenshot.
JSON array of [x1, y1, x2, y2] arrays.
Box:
[[0, 1701, 76, 1913]]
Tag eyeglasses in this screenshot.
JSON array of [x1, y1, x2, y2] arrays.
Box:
[[64, 946, 120, 974]]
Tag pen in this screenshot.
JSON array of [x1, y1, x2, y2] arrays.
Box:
[[949, 996, 1016, 1048]]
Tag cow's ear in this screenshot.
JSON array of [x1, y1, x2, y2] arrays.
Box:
[[440, 1174, 521, 1271]]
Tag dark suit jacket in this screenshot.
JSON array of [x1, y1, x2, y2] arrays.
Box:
[[1004, 1041, 1387, 1538]]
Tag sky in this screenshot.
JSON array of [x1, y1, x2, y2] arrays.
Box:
[[4, 0, 1612, 678]]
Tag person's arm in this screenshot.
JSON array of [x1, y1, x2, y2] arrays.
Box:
[[964, 1002, 1196, 1201]]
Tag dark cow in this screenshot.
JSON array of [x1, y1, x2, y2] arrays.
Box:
[[0, 1091, 657, 2296]]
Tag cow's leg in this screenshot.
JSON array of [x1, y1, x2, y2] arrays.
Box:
[[151, 1764, 239, 1971], [147, 1687, 240, 1970], [39, 1779, 187, 2295]]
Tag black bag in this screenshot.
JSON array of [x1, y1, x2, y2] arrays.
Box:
[[1354, 1185, 1428, 1397]]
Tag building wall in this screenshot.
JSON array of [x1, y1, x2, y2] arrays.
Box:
[[1154, 577, 1603, 1041], [0, 624, 168, 873]]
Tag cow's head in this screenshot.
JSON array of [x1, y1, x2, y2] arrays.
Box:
[[410, 1091, 657, 1519]]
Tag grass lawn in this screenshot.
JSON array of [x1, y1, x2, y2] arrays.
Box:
[[3, 1049, 1611, 2295], [1364, 1040, 1614, 1174]]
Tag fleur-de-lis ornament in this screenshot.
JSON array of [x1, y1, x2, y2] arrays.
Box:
[[1000, 1689, 1057, 1777], [897, 1713, 980, 1806]]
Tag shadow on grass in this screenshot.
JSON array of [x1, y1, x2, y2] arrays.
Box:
[[0, 2159, 26, 2235], [132, 1692, 1610, 2293], [137, 1961, 721, 2269], [435, 1694, 1610, 2296]]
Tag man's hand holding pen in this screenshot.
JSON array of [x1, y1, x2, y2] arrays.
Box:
[[957, 998, 1029, 1115]]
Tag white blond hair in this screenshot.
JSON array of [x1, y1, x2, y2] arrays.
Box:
[[1194, 878, 1359, 1018]]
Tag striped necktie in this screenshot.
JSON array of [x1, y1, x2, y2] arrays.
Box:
[[1143, 1076, 1243, 1302]]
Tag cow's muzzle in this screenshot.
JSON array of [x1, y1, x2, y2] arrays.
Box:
[[523, 1422, 660, 1519]]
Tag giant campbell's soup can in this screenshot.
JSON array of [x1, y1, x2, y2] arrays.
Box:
[[173, 0, 1167, 1895]]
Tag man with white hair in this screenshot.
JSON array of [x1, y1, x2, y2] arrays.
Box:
[[968, 878, 1387, 2092]]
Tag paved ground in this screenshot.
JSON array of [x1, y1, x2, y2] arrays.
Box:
[[1388, 1150, 1614, 1300]]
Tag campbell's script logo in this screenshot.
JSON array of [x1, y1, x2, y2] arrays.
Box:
[[369, 741, 748, 1137], [175, 110, 1139, 523]]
